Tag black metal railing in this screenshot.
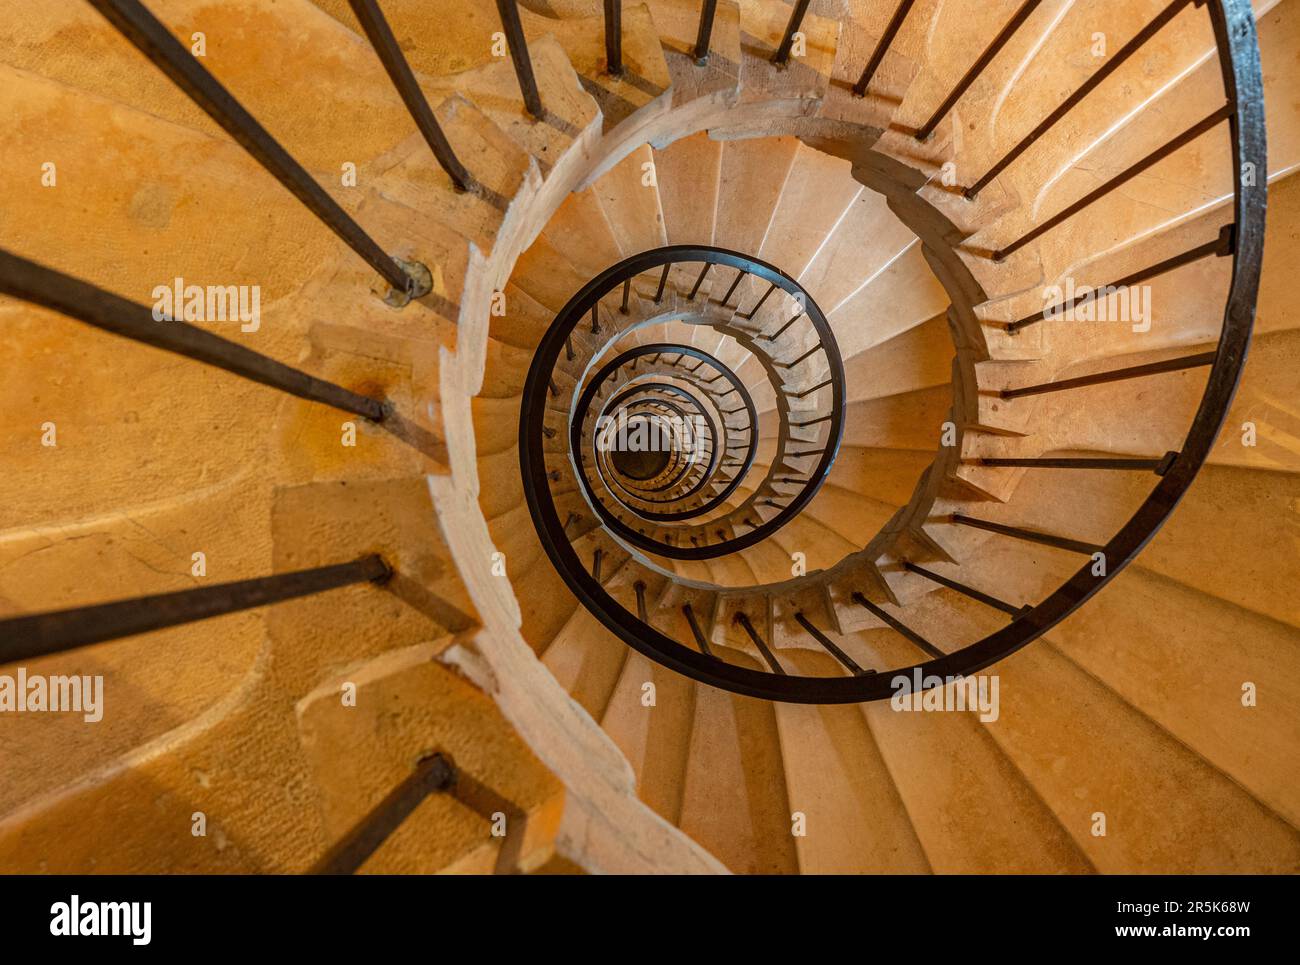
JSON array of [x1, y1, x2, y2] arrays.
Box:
[[87, 0, 427, 298], [496, 0, 543, 118], [308, 752, 527, 875], [576, 344, 759, 541], [515, 1, 1264, 703], [694, 0, 719, 64], [914, 0, 1041, 141], [0, 556, 391, 664], [604, 0, 623, 76], [0, 250, 389, 421], [854, 0, 916, 96], [590, 373, 743, 518], [347, 0, 474, 191], [773, 0, 813, 65], [1003, 225, 1235, 333], [3, 0, 1266, 713], [522, 246, 846, 569]]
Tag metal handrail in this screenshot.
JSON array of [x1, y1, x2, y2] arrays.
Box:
[[0, 249, 389, 421], [0, 556, 392, 664], [598, 408, 706, 509], [523, 247, 846, 565], [516, 1, 1263, 702], [9, 0, 1262, 707], [87, 0, 422, 296], [573, 343, 759, 537], [595, 378, 733, 512]]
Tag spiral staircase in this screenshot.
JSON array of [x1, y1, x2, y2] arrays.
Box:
[[0, 0, 1297, 875]]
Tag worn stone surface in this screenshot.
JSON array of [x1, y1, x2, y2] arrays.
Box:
[[3, 0, 1299, 877]]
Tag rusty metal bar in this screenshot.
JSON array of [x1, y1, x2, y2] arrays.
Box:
[[774, 343, 822, 369], [758, 311, 805, 342], [773, 0, 812, 65], [1005, 225, 1234, 333], [716, 268, 745, 307], [737, 282, 777, 319], [788, 379, 832, 399], [694, 0, 719, 64], [682, 603, 715, 656], [790, 414, 833, 428], [604, 0, 623, 75], [653, 263, 671, 303], [688, 263, 712, 299], [950, 514, 1104, 555], [977, 454, 1176, 474], [309, 753, 527, 875], [309, 754, 455, 874]]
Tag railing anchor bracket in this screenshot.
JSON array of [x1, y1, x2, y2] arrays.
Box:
[[381, 257, 433, 309]]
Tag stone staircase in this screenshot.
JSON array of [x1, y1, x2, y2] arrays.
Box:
[[0, 0, 1296, 874]]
